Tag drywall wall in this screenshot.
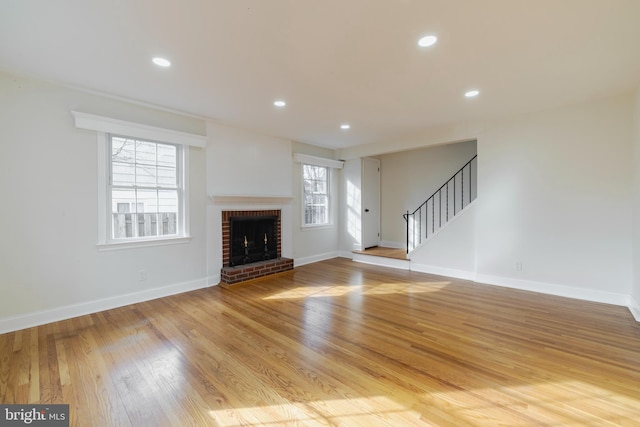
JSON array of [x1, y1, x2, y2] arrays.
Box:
[[206, 123, 292, 197], [378, 140, 477, 247], [205, 122, 294, 281], [0, 71, 208, 332], [291, 142, 340, 265], [411, 202, 477, 281], [475, 93, 633, 303], [340, 92, 634, 307], [632, 86, 640, 320], [340, 159, 363, 254], [338, 121, 483, 160]]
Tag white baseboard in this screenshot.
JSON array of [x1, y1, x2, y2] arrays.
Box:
[[379, 240, 405, 249], [338, 250, 354, 259], [208, 274, 221, 286], [294, 251, 340, 267], [475, 273, 630, 307], [629, 296, 640, 322], [0, 277, 211, 334], [410, 263, 476, 281]]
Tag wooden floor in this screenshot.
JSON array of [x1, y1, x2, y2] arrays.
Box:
[[2, 258, 640, 426], [353, 246, 408, 260]]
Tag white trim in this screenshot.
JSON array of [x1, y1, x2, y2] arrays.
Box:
[[629, 295, 640, 322], [294, 252, 339, 267], [97, 132, 108, 243], [300, 224, 335, 231], [99, 135, 190, 245], [210, 195, 294, 205], [182, 144, 191, 236], [475, 273, 630, 307], [338, 251, 354, 259], [72, 111, 207, 147], [410, 263, 476, 281], [352, 253, 410, 270], [0, 277, 211, 334], [293, 153, 344, 169], [301, 164, 332, 227], [97, 236, 192, 251]]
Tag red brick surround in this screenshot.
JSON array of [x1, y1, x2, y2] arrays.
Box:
[[220, 209, 293, 285]]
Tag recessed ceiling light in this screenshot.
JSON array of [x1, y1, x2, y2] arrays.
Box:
[[273, 100, 286, 107], [340, 124, 351, 130], [465, 90, 480, 98], [418, 35, 438, 47], [152, 57, 171, 67]]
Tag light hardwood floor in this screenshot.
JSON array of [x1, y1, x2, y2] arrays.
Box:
[[2, 258, 640, 426], [352, 246, 408, 260]]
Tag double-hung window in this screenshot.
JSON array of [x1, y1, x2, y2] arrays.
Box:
[[72, 111, 206, 249], [303, 164, 330, 226], [109, 135, 183, 240]]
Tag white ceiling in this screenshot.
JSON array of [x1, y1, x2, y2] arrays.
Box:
[[1, 0, 640, 149]]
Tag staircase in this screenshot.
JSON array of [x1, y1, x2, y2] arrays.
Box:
[[403, 154, 477, 254], [352, 154, 477, 270]]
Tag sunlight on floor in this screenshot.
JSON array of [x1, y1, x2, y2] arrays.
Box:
[[207, 395, 422, 426], [263, 281, 452, 300], [426, 379, 640, 424], [205, 379, 640, 426]]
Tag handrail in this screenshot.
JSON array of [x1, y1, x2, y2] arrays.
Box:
[[403, 154, 477, 253]]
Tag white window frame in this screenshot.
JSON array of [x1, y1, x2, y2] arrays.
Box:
[[302, 163, 331, 227], [106, 135, 186, 243], [293, 153, 344, 230], [72, 111, 206, 250]]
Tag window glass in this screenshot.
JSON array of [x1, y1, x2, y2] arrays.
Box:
[[109, 136, 181, 240]]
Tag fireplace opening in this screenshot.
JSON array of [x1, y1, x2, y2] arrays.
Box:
[[229, 215, 278, 266]]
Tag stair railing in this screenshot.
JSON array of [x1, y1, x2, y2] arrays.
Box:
[[403, 155, 477, 253]]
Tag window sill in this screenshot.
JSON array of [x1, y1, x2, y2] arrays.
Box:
[[97, 236, 192, 251], [301, 224, 334, 231]]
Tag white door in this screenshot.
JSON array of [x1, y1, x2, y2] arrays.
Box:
[[362, 157, 380, 249]]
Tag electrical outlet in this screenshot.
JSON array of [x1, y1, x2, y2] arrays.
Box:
[[514, 261, 523, 271], [138, 270, 147, 281]]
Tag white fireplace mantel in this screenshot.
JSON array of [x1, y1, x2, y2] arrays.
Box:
[[209, 194, 294, 205]]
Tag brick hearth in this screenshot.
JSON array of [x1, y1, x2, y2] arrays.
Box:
[[220, 258, 294, 286]]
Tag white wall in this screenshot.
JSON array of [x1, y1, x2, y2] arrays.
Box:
[[205, 124, 344, 277], [341, 92, 635, 309], [291, 142, 341, 266], [339, 159, 363, 255], [475, 93, 633, 304], [411, 203, 477, 281], [206, 122, 295, 282], [206, 123, 292, 197], [377, 140, 477, 246], [0, 71, 209, 333], [632, 86, 640, 320]]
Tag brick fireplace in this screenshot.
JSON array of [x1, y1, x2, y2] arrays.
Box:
[[220, 209, 293, 286]]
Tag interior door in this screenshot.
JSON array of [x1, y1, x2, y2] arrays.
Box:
[[362, 157, 380, 249]]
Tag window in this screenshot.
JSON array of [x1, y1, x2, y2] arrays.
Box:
[[109, 135, 183, 240], [303, 164, 329, 226], [72, 111, 206, 249]]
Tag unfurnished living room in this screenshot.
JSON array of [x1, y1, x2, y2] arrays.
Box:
[[2, 1, 640, 426]]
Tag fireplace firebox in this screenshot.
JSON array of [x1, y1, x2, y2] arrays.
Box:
[[220, 209, 293, 286], [229, 215, 277, 266]]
